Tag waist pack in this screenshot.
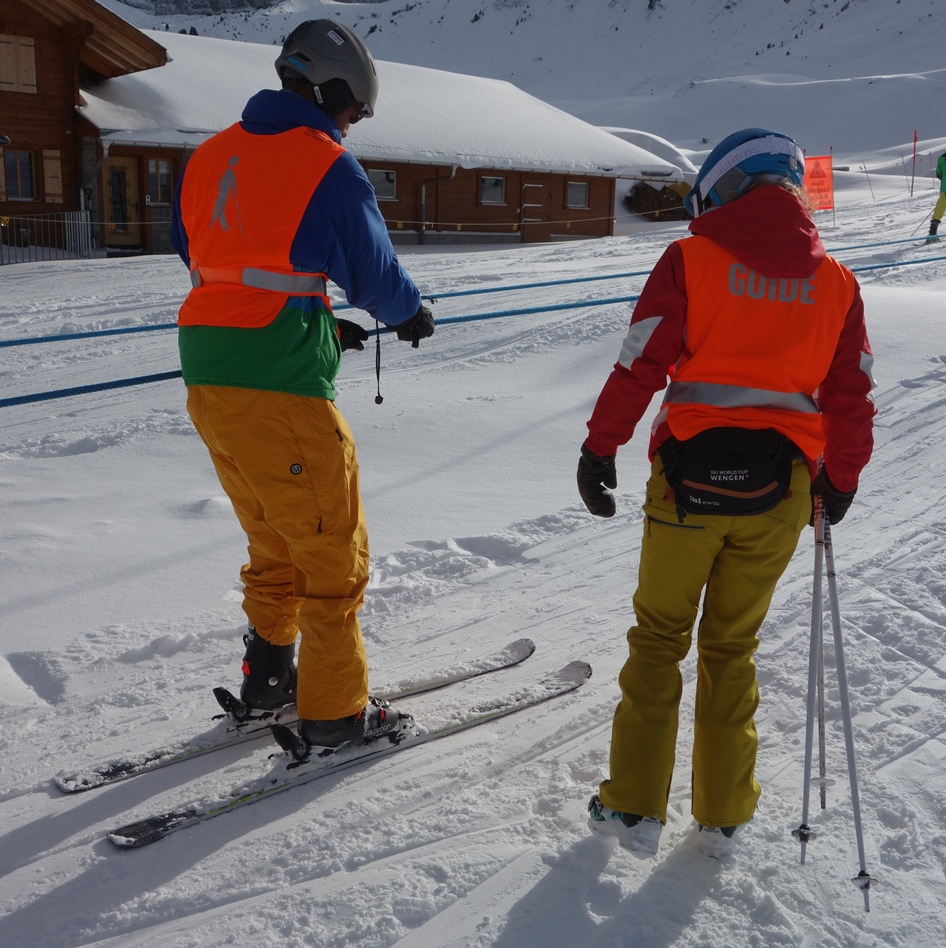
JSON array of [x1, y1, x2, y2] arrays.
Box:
[[658, 427, 797, 521]]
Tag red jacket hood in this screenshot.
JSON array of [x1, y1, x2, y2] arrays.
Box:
[[687, 185, 826, 278]]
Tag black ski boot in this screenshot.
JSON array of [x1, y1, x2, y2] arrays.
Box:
[[927, 218, 940, 244], [298, 696, 410, 749], [239, 627, 297, 711]]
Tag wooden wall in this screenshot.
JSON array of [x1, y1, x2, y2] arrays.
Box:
[[361, 161, 615, 244], [0, 0, 85, 222]]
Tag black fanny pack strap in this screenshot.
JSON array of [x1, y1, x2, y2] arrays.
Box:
[[658, 427, 797, 521]]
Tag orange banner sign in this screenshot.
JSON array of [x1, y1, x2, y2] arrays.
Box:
[[804, 155, 834, 211]]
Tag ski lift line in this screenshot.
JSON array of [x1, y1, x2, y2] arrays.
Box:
[[3, 246, 945, 352]]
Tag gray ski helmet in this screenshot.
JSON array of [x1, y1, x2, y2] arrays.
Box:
[[276, 20, 379, 118], [684, 128, 805, 218]]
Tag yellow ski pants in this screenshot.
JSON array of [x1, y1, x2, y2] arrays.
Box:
[[187, 385, 369, 721], [933, 191, 946, 221], [599, 457, 811, 828]]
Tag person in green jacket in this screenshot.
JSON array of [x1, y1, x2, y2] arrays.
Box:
[[927, 151, 946, 243]]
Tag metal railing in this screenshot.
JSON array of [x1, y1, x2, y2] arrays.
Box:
[[0, 210, 94, 265]]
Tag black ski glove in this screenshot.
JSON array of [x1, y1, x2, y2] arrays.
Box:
[[810, 467, 856, 525], [337, 318, 369, 352], [577, 444, 617, 518], [395, 305, 435, 348]]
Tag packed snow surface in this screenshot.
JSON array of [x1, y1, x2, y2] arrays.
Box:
[[2, 165, 946, 946]]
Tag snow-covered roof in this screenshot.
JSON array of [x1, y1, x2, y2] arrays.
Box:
[[78, 30, 681, 180]]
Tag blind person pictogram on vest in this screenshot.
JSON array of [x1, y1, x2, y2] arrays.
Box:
[[210, 156, 243, 235]]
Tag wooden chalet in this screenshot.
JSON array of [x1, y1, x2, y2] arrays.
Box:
[[1, 1, 680, 257], [0, 0, 167, 254]]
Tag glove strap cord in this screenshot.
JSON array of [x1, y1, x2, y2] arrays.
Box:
[[374, 320, 384, 405]]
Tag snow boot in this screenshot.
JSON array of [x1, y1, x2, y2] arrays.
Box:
[[927, 218, 940, 244], [298, 695, 412, 749], [587, 794, 662, 855], [697, 822, 745, 859], [239, 627, 297, 711]]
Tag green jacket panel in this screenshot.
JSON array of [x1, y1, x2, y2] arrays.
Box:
[[179, 300, 340, 399]]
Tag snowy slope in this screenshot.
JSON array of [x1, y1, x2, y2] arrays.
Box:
[[2, 170, 946, 945]]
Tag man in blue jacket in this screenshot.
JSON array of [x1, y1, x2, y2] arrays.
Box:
[[171, 20, 434, 753]]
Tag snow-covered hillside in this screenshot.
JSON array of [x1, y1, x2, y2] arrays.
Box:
[[98, 0, 946, 154]]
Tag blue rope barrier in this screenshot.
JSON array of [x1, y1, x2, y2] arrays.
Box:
[[331, 269, 652, 311], [369, 294, 640, 333], [5, 241, 943, 349], [2, 295, 638, 406], [423, 269, 653, 300], [849, 253, 946, 273], [0, 322, 177, 349], [0, 371, 182, 409], [827, 236, 930, 253], [3, 246, 945, 407]]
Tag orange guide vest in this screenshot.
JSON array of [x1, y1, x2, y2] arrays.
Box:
[[665, 236, 857, 460], [178, 123, 344, 329]]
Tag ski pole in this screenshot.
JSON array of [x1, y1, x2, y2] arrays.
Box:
[[911, 208, 934, 237], [823, 519, 874, 912], [793, 496, 825, 861], [817, 624, 831, 809], [815, 592, 837, 810]]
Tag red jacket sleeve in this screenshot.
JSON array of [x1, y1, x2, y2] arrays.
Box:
[[583, 243, 687, 457], [817, 280, 875, 492]]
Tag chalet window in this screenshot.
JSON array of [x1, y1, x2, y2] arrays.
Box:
[[148, 159, 173, 205], [4, 150, 34, 200], [567, 181, 590, 209], [480, 176, 506, 205], [367, 168, 397, 201], [0, 34, 38, 94]]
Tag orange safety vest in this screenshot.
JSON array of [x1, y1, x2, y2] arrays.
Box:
[[665, 236, 857, 461], [178, 123, 344, 329]]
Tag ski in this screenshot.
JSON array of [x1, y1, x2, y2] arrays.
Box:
[[106, 660, 591, 849], [55, 638, 536, 793]]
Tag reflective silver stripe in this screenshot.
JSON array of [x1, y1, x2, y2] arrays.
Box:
[[190, 267, 326, 295], [860, 351, 877, 403], [241, 268, 326, 295], [618, 316, 662, 370], [665, 380, 819, 414]]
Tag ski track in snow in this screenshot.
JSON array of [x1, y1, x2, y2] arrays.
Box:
[[2, 183, 946, 946]]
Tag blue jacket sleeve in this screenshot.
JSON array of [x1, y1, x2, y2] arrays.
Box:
[[170, 169, 190, 268], [291, 151, 422, 326]]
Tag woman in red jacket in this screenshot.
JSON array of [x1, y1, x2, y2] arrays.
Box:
[[578, 128, 875, 858]]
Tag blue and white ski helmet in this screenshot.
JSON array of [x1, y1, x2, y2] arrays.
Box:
[[684, 128, 806, 218]]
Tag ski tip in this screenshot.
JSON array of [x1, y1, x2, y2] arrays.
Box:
[[53, 772, 77, 793], [107, 830, 144, 849], [508, 638, 536, 659], [560, 660, 593, 684], [107, 809, 197, 849], [54, 774, 94, 794]]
